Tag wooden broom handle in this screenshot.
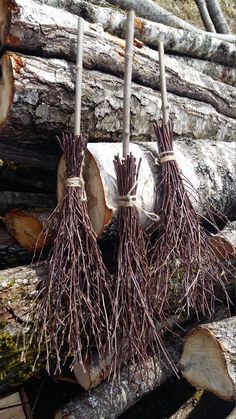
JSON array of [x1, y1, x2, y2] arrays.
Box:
[[122, 10, 135, 158], [74, 17, 84, 137], [158, 40, 169, 125]]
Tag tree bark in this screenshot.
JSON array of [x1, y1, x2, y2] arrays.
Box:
[[1, 52, 236, 150], [169, 397, 196, 419], [0, 226, 34, 269], [0, 0, 10, 50], [0, 139, 60, 171], [5, 0, 236, 120], [54, 308, 230, 418], [0, 191, 56, 216], [180, 317, 236, 400], [168, 55, 236, 87], [206, 0, 231, 34], [105, 0, 235, 42], [195, 0, 216, 32]]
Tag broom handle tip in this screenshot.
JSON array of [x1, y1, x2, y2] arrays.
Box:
[[74, 17, 84, 137], [122, 10, 135, 158], [158, 40, 169, 125]]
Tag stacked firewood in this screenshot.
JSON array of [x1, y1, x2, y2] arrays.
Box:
[[0, 0, 235, 417]]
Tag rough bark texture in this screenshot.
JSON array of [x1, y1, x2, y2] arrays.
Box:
[[0, 139, 60, 170], [0, 0, 10, 50], [54, 345, 181, 419], [180, 317, 236, 400], [0, 191, 56, 216], [0, 226, 33, 269], [34, 0, 236, 57], [206, 0, 231, 34], [168, 55, 236, 87], [6, 0, 236, 120], [54, 307, 230, 418], [1, 52, 236, 149]]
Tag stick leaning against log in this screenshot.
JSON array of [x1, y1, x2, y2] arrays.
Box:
[[24, 18, 113, 375], [150, 41, 232, 321], [110, 10, 174, 379]]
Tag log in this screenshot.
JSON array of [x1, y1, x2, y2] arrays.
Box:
[[106, 0, 234, 42], [58, 140, 236, 237], [55, 345, 182, 419], [195, 0, 216, 32], [168, 55, 236, 87], [180, 316, 236, 400], [0, 226, 33, 269], [5, 0, 236, 120], [1, 53, 236, 150], [0, 0, 9, 50], [169, 397, 196, 419], [0, 191, 56, 215], [29, 0, 236, 59], [209, 221, 236, 261], [0, 139, 60, 170], [206, 0, 231, 34], [54, 308, 230, 419]]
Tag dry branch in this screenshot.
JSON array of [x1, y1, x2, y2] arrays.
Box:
[[180, 316, 236, 400], [195, 0, 216, 32], [5, 0, 236, 119], [206, 0, 231, 34], [1, 52, 236, 148]]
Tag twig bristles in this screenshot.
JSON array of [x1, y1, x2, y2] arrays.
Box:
[[28, 133, 113, 374], [150, 121, 230, 319]]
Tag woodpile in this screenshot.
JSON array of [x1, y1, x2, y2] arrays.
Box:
[[0, 0, 235, 416]]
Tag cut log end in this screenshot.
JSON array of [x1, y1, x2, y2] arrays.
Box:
[[57, 151, 113, 238], [180, 328, 235, 401], [0, 53, 14, 128]]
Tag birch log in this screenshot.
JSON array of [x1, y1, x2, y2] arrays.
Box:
[[168, 55, 236, 87], [195, 0, 216, 32], [180, 317, 236, 400], [40, 0, 236, 52], [58, 141, 236, 237], [206, 0, 231, 34], [1, 52, 236, 149], [5, 0, 236, 119]]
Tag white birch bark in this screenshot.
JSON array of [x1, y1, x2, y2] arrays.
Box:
[[1, 51, 236, 149]]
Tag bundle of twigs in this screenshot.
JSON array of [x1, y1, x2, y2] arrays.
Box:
[[27, 19, 113, 374], [150, 41, 230, 320], [111, 12, 173, 378]]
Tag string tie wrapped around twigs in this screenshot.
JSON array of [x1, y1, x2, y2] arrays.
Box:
[[65, 176, 84, 188], [159, 150, 176, 164]]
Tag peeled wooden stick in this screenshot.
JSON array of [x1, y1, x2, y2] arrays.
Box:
[[158, 40, 169, 125], [180, 316, 236, 400]]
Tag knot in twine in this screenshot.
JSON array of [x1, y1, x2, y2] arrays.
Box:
[[118, 184, 159, 221], [65, 177, 86, 201], [159, 150, 176, 164], [65, 177, 84, 188]]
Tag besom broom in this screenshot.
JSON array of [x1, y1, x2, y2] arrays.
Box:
[[150, 41, 230, 320], [110, 11, 174, 378], [26, 18, 113, 374]]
